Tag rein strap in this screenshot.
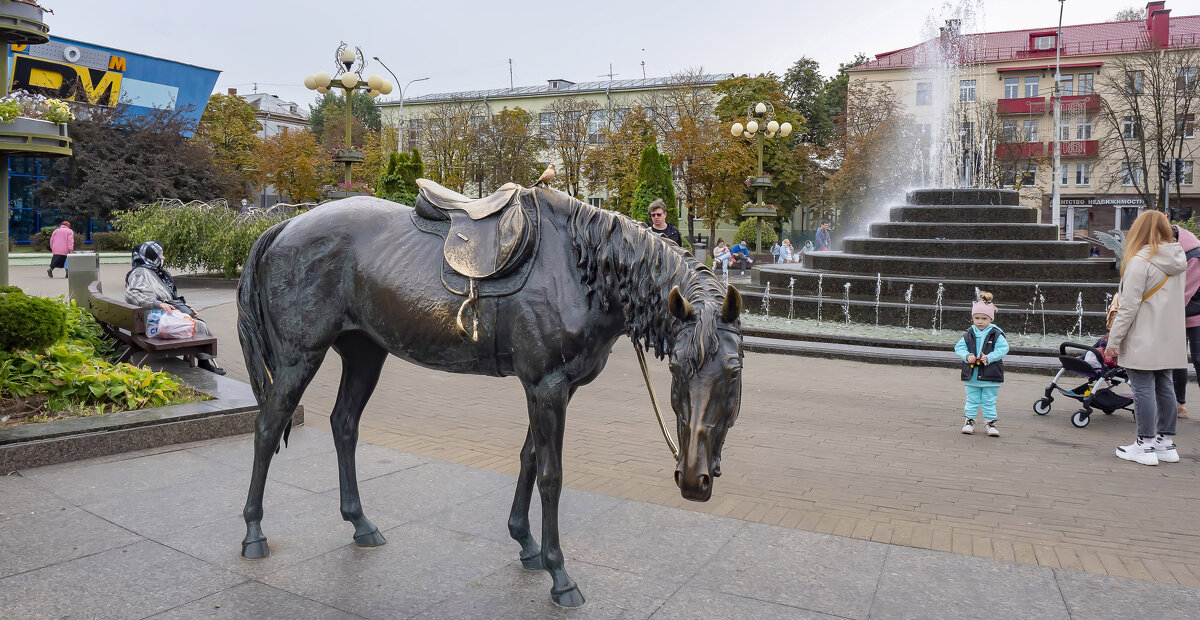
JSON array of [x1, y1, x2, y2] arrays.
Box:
[[633, 339, 680, 461]]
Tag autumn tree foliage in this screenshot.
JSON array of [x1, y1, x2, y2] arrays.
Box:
[[194, 93, 262, 198], [253, 128, 322, 203], [584, 106, 656, 215], [544, 96, 602, 198]]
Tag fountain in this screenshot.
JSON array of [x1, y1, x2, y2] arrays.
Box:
[[874, 273, 882, 326], [788, 277, 796, 320], [761, 282, 772, 316], [1072, 292, 1084, 338], [816, 273, 824, 325], [843, 282, 852, 324], [904, 285, 914, 329], [932, 283, 945, 334]]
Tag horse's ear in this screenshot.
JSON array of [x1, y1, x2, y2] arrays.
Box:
[[721, 285, 742, 322], [668, 286, 695, 322]]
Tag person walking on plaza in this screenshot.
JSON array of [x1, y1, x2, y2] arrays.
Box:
[[1171, 223, 1200, 420], [814, 221, 832, 251], [1107, 211, 1187, 466], [954, 292, 1009, 437], [646, 199, 682, 245], [47, 221, 74, 278]]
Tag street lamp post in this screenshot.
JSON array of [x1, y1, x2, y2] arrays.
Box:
[[730, 102, 792, 252], [372, 56, 427, 154], [304, 42, 393, 184]]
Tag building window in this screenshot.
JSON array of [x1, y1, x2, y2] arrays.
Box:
[[1119, 207, 1142, 230], [1060, 163, 1069, 186], [1178, 67, 1198, 92], [1183, 160, 1195, 185], [406, 118, 423, 146], [1004, 77, 1019, 98], [1078, 73, 1094, 95], [1075, 163, 1092, 186], [1032, 35, 1056, 50], [1002, 120, 1018, 142], [1058, 74, 1073, 96], [539, 112, 555, 137], [1122, 116, 1142, 139], [1060, 120, 1071, 141], [1022, 119, 1038, 142], [1021, 164, 1036, 185], [959, 79, 976, 102], [916, 82, 932, 106], [1076, 117, 1093, 140], [587, 197, 604, 208], [588, 110, 607, 144], [1126, 70, 1144, 94], [1060, 208, 1090, 232], [1178, 113, 1195, 138], [1122, 161, 1142, 186], [1024, 76, 1039, 98]]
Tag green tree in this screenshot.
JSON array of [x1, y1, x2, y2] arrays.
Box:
[[479, 106, 545, 190], [821, 53, 869, 137], [253, 128, 322, 203], [782, 57, 833, 145], [584, 106, 655, 215], [377, 148, 424, 205], [194, 93, 262, 198], [309, 90, 382, 144], [630, 144, 677, 224]]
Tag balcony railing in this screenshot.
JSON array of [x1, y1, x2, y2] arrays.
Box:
[[1051, 93, 1101, 113], [998, 93, 1099, 115], [995, 142, 1046, 159], [997, 97, 1046, 115], [1050, 140, 1099, 157]]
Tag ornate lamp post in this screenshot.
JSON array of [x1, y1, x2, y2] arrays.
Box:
[[730, 102, 792, 252], [303, 42, 393, 184], [371, 56, 427, 154]]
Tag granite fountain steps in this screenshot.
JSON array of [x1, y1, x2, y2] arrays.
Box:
[[806, 252, 1115, 281], [868, 222, 1061, 240], [888, 205, 1038, 223], [905, 188, 1020, 205], [841, 238, 1091, 260]]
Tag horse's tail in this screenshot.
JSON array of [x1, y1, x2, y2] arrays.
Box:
[[237, 219, 292, 408]]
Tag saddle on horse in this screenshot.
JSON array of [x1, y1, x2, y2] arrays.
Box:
[[413, 179, 539, 341]]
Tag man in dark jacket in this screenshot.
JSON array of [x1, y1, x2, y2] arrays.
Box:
[[648, 199, 682, 245]]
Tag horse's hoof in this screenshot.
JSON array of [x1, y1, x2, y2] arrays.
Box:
[[242, 538, 271, 559], [551, 585, 585, 608], [520, 552, 544, 570], [354, 527, 387, 548]]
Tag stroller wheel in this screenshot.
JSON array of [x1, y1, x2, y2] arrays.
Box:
[[1071, 410, 1091, 428], [1033, 398, 1052, 415]]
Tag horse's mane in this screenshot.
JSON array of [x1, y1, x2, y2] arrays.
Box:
[[558, 191, 726, 374]]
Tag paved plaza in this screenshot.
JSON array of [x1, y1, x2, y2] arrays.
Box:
[[4, 264, 1200, 617]]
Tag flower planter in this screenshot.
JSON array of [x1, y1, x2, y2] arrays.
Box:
[[749, 175, 774, 188], [0, 1, 49, 45], [331, 150, 365, 163], [0, 115, 71, 157]]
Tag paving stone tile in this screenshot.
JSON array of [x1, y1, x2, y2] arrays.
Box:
[[184, 427, 336, 469], [688, 521, 887, 619], [267, 443, 429, 493], [149, 581, 362, 619], [0, 506, 143, 578], [0, 473, 73, 521], [476, 559, 676, 616], [22, 448, 240, 505], [651, 586, 842, 619], [0, 540, 246, 620], [1056, 567, 1200, 620], [412, 580, 641, 619], [871, 546, 1068, 619], [415, 485, 621, 546], [81, 469, 313, 539], [261, 520, 514, 619], [156, 491, 353, 579]]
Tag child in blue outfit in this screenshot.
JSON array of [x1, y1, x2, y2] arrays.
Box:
[[954, 292, 1010, 436]]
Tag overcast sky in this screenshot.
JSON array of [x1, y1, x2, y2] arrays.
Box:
[[46, 0, 1162, 109]]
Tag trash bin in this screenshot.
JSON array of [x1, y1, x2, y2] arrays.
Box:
[[67, 251, 100, 306]]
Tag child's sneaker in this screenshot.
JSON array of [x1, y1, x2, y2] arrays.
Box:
[[1116, 438, 1159, 466], [985, 421, 1000, 437], [1152, 435, 1179, 463], [961, 418, 975, 434]]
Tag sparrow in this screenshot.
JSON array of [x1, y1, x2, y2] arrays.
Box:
[[535, 163, 555, 187]]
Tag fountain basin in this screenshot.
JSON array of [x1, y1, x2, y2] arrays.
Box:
[[888, 205, 1038, 223], [868, 222, 1060, 240], [906, 188, 1020, 206], [806, 253, 1116, 281], [842, 238, 1091, 260]]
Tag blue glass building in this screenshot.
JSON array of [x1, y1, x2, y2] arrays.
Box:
[[5, 36, 219, 243]]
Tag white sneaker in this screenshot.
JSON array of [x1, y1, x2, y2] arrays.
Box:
[[1116, 438, 1159, 466], [1153, 435, 1180, 463], [961, 418, 975, 434], [985, 421, 1000, 437]]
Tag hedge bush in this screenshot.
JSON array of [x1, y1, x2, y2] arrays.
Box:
[[0, 287, 67, 352], [91, 231, 130, 251], [732, 218, 778, 248], [29, 227, 85, 252], [114, 200, 297, 279]]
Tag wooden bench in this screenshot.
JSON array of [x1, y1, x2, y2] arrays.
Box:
[[86, 281, 217, 367]]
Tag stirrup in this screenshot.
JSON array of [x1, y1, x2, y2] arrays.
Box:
[[456, 279, 481, 342]]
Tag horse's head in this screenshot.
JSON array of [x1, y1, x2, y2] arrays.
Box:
[[666, 284, 743, 502]]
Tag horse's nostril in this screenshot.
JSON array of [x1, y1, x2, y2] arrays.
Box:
[[698, 474, 711, 492], [674, 470, 683, 488]]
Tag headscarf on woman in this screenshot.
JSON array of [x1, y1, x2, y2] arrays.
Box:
[[127, 241, 176, 296]]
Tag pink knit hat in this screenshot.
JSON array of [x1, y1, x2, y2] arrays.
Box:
[[971, 291, 995, 320]]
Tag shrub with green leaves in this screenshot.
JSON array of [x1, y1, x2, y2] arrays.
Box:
[[733, 218, 778, 248], [91, 230, 130, 251], [0, 287, 66, 352]]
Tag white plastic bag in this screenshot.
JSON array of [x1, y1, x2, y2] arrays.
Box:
[[146, 309, 196, 339]]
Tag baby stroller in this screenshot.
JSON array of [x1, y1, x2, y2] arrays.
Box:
[[1032, 340, 1133, 428]]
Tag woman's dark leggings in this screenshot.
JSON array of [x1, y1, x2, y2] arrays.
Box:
[[1171, 325, 1200, 403]]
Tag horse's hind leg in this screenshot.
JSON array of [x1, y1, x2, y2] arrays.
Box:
[[242, 355, 323, 559], [331, 333, 389, 547], [508, 427, 541, 568]]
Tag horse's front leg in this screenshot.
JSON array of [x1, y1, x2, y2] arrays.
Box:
[[508, 427, 542, 569], [330, 336, 389, 547], [523, 376, 584, 608]]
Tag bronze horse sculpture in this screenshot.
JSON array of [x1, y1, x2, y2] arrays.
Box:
[[236, 180, 744, 607]]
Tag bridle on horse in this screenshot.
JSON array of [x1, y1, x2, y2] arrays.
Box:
[[633, 339, 680, 461]]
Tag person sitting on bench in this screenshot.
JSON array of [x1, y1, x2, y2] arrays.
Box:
[[124, 241, 225, 375]]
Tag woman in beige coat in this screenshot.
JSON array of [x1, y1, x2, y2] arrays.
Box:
[[1107, 211, 1186, 466]]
